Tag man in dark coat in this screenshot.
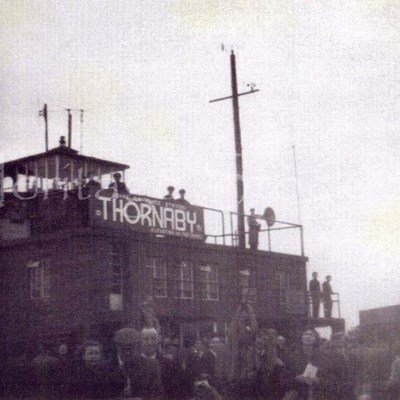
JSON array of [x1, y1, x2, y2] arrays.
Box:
[[322, 275, 333, 318], [159, 339, 187, 400], [176, 189, 190, 205], [309, 272, 321, 318], [164, 186, 175, 200], [185, 338, 216, 397], [247, 208, 261, 250], [109, 172, 129, 195]]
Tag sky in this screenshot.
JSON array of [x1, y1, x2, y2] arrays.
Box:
[[1, 0, 400, 329]]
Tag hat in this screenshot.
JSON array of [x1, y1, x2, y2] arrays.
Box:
[[167, 186, 175, 191], [179, 189, 185, 194], [113, 328, 140, 346]]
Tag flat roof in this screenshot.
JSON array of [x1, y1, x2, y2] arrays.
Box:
[[360, 304, 400, 325], [3, 145, 130, 178]]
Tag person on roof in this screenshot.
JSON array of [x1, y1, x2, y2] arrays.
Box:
[[176, 189, 190, 206], [109, 173, 129, 195], [248, 208, 261, 250], [164, 186, 175, 201]]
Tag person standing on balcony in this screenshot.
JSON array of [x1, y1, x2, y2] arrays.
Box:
[[309, 272, 321, 318], [164, 186, 175, 200], [248, 208, 261, 250], [176, 189, 190, 205], [109, 172, 129, 195], [322, 275, 333, 318]]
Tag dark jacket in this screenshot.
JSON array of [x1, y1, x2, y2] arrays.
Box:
[[124, 356, 163, 400], [69, 360, 121, 398], [309, 278, 321, 297]]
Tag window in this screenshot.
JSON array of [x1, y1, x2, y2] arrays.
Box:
[[199, 264, 219, 300], [110, 244, 124, 311], [239, 269, 256, 303], [28, 259, 50, 300], [145, 257, 167, 298], [177, 261, 193, 299]]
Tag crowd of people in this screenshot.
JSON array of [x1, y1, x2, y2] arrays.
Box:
[[1, 315, 400, 400]]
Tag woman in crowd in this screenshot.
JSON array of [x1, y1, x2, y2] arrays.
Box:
[[285, 328, 322, 400]]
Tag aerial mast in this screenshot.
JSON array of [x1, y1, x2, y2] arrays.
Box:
[[67, 109, 72, 148], [210, 50, 259, 248], [39, 104, 49, 151]]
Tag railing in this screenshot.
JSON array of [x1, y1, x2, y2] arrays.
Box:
[[307, 291, 341, 319], [1, 190, 305, 256], [227, 211, 304, 256]]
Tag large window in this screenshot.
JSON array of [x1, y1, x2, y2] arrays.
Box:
[[177, 261, 193, 299], [239, 269, 256, 303], [110, 244, 123, 311], [28, 259, 50, 300], [145, 257, 167, 298], [199, 264, 219, 300]]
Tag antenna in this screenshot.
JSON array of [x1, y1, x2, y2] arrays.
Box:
[[292, 145, 302, 225], [209, 50, 260, 249], [39, 104, 49, 151], [67, 109, 72, 148], [80, 109, 84, 153], [64, 108, 86, 152]]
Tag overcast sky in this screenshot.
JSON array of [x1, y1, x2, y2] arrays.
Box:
[[1, 0, 400, 328]]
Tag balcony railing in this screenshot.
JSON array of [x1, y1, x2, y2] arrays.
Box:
[[307, 291, 341, 319], [1, 190, 304, 256]]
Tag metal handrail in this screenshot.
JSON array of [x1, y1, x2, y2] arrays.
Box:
[[307, 291, 341, 319]]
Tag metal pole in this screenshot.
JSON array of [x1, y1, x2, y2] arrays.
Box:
[[300, 225, 305, 257], [44, 104, 49, 152], [67, 109, 72, 148], [230, 51, 246, 249], [229, 212, 234, 246], [201, 206, 226, 246], [267, 227, 271, 251]]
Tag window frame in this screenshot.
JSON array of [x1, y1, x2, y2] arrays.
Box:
[[109, 244, 124, 311], [199, 264, 219, 301], [177, 261, 194, 299], [145, 257, 168, 298], [239, 268, 256, 303], [28, 259, 51, 300]]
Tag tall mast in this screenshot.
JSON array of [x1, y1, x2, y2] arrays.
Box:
[[210, 50, 259, 248]]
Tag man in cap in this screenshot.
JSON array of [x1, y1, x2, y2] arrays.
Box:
[[309, 272, 321, 318], [121, 327, 163, 399], [176, 189, 190, 205], [322, 275, 333, 318], [109, 172, 129, 195], [248, 208, 261, 250], [164, 186, 175, 200], [159, 338, 187, 400], [112, 327, 140, 397], [112, 327, 163, 399]]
